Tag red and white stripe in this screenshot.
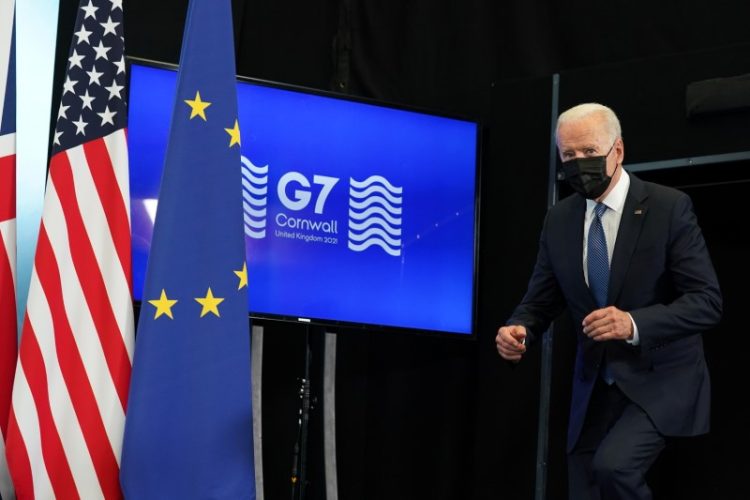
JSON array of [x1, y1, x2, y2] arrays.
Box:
[[0, 148, 16, 500], [0, 153, 16, 500], [5, 129, 134, 499], [1, 0, 18, 497]]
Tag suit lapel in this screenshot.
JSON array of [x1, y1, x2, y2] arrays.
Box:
[[564, 196, 597, 310], [608, 174, 649, 305]]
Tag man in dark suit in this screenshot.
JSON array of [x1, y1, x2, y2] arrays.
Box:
[[495, 103, 722, 500]]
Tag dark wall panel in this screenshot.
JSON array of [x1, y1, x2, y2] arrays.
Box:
[[235, 0, 339, 89], [469, 75, 552, 499]]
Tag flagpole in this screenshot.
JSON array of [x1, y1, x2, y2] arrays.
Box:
[[252, 324, 266, 500]]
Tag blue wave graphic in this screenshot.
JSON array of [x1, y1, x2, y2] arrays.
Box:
[[242, 155, 268, 239], [348, 176, 402, 256]]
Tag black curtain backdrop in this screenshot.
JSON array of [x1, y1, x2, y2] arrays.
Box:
[[47, 0, 750, 498]]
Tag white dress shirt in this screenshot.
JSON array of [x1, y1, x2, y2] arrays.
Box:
[[582, 169, 640, 345]]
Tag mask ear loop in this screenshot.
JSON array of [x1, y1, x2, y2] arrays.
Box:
[[604, 138, 618, 158], [606, 138, 621, 177]]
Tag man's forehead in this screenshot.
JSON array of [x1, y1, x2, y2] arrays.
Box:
[[557, 117, 608, 146]]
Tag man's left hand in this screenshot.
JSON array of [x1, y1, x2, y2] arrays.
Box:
[[582, 306, 633, 341]]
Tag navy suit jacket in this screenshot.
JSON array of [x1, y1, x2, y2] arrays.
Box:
[[508, 173, 722, 452]]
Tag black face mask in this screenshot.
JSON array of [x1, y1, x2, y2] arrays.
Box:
[[561, 142, 617, 200]]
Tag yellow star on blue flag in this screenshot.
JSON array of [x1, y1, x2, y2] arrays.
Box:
[[225, 119, 241, 147], [195, 287, 224, 317], [184, 90, 211, 120], [234, 262, 248, 289], [148, 289, 178, 319]]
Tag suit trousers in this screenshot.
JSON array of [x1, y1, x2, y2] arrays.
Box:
[[567, 377, 666, 500]]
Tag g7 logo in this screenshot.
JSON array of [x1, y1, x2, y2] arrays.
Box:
[[277, 172, 339, 214]]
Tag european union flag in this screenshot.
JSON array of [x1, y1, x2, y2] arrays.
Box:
[[120, 0, 254, 498]]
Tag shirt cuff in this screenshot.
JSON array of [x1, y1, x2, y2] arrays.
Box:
[[626, 313, 640, 345]]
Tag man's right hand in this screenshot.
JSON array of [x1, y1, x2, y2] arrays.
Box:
[[496, 325, 527, 362]]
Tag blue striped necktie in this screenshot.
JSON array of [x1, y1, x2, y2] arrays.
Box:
[[588, 203, 614, 384]]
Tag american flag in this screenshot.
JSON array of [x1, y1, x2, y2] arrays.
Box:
[[0, 1, 17, 498], [4, 0, 134, 498]]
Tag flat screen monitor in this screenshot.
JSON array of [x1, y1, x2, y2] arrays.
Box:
[[128, 60, 480, 336]]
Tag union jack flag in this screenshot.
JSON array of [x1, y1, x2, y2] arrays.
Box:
[[0, 0, 17, 497]]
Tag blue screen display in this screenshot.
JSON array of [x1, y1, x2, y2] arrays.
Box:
[[128, 62, 478, 335]]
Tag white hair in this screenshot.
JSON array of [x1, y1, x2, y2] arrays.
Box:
[[556, 103, 622, 144]]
